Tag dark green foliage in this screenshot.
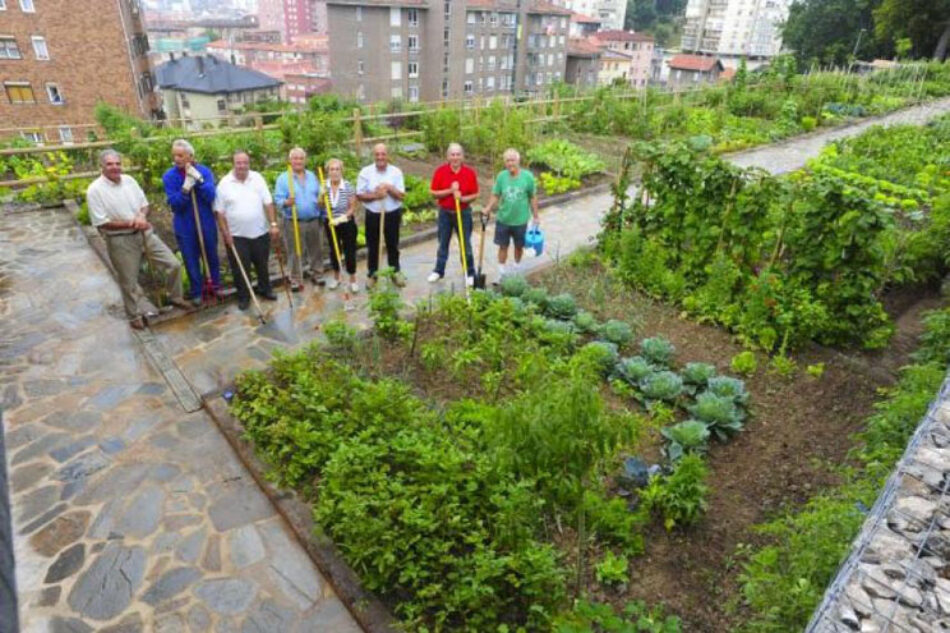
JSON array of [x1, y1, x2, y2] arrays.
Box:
[[573, 310, 601, 335], [547, 292, 579, 320], [640, 455, 709, 531], [616, 356, 656, 385], [554, 598, 683, 633], [500, 274, 530, 298], [600, 319, 635, 347]]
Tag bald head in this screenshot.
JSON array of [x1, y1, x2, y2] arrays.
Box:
[[373, 143, 388, 170]]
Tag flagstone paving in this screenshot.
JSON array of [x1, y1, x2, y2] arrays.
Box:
[[2, 97, 948, 632], [0, 208, 360, 633]]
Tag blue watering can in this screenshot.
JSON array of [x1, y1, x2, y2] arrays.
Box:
[[525, 224, 544, 256]]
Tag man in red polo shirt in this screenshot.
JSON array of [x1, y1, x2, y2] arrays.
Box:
[[428, 143, 479, 286]]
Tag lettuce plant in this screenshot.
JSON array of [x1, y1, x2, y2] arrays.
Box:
[[639, 371, 684, 402]]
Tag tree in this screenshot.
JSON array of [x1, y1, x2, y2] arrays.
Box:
[[873, 0, 950, 60], [782, 0, 888, 67]]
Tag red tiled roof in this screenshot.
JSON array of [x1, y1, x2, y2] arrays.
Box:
[[719, 67, 736, 81], [591, 29, 654, 43], [668, 54, 723, 72], [567, 37, 603, 57], [528, 1, 572, 15]]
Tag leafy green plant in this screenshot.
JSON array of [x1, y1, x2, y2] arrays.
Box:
[[639, 371, 684, 403], [576, 341, 620, 377], [500, 274, 529, 297], [806, 363, 826, 379], [661, 420, 711, 461], [547, 293, 579, 320], [640, 454, 709, 531], [640, 337, 675, 367], [730, 351, 758, 376], [369, 271, 413, 341], [768, 354, 797, 378], [601, 319, 634, 347], [615, 356, 655, 385], [554, 599, 682, 633], [689, 392, 745, 441], [541, 171, 582, 195], [706, 376, 749, 406], [594, 551, 629, 587], [573, 310, 601, 335], [526, 139, 606, 181], [322, 317, 359, 352]]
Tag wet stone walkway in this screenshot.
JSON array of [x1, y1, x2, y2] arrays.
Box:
[[0, 208, 359, 632], [1, 97, 948, 633]]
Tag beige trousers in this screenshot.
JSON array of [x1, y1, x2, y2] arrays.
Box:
[[282, 217, 326, 280], [105, 230, 183, 319]]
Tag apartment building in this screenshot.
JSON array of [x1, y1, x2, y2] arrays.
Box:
[[551, 0, 625, 31], [0, 0, 160, 143], [590, 30, 653, 87], [681, 0, 791, 61], [565, 37, 601, 88], [324, 0, 570, 104], [258, 0, 318, 42]]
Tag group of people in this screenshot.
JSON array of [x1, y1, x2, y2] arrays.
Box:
[[85, 140, 540, 329]]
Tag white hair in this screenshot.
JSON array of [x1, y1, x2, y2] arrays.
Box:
[[446, 143, 464, 158], [288, 146, 306, 160], [503, 148, 520, 162], [325, 157, 344, 171], [172, 138, 195, 157], [98, 149, 121, 166]]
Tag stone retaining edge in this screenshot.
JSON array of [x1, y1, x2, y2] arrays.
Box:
[[0, 410, 19, 633], [202, 394, 398, 633]]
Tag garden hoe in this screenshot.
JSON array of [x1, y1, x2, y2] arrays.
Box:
[[473, 209, 488, 290], [317, 166, 353, 311], [454, 195, 470, 300], [190, 190, 218, 305], [227, 241, 267, 325]]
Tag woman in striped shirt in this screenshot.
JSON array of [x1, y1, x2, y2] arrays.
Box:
[[319, 158, 360, 293]]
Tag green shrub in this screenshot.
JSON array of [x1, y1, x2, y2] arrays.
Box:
[[576, 341, 620, 376], [640, 454, 709, 531], [554, 599, 682, 633], [594, 551, 629, 587]]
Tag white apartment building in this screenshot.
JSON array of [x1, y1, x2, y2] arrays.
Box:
[[681, 0, 791, 60], [552, 0, 627, 31]]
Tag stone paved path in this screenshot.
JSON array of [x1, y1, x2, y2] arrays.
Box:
[[2, 98, 948, 633], [0, 208, 360, 632]]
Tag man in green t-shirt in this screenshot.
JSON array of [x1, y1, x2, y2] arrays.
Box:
[[483, 148, 539, 278]]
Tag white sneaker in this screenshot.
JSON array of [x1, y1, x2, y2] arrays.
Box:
[[498, 264, 508, 278], [466, 276, 474, 287], [349, 282, 360, 294], [327, 278, 340, 290], [427, 272, 442, 283]]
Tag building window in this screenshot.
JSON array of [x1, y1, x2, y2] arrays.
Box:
[[488, 55, 495, 71], [390, 35, 401, 52], [357, 84, 365, 101], [20, 131, 42, 144], [391, 86, 402, 99], [358, 59, 364, 75], [463, 81, 473, 95], [489, 35, 497, 50], [355, 6, 361, 21], [490, 12, 498, 26], [465, 34, 475, 50], [357, 31, 363, 48], [467, 11, 476, 25], [408, 61, 418, 78], [217, 98, 226, 112], [58, 126, 73, 143], [0, 37, 20, 59], [19, 0, 34, 11], [391, 61, 402, 80], [31, 35, 48, 60], [408, 35, 418, 51], [486, 76, 495, 90], [46, 82, 63, 104], [390, 7, 401, 27], [408, 8, 419, 27], [465, 58, 474, 74], [4, 81, 35, 103], [408, 85, 419, 102]]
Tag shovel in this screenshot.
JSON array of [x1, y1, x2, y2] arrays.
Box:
[[190, 190, 218, 305], [474, 210, 487, 290]]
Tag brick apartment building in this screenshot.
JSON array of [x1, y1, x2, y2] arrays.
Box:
[[258, 0, 328, 43], [0, 0, 160, 143], [324, 0, 571, 103]]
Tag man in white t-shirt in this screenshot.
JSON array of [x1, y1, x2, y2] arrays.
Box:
[[86, 149, 188, 329], [357, 143, 406, 286], [213, 151, 280, 311]]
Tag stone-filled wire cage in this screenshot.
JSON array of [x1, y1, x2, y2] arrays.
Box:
[[807, 373, 950, 632]]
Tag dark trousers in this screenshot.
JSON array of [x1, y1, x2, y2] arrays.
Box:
[[434, 207, 474, 278], [365, 208, 402, 277], [176, 219, 221, 299], [227, 234, 271, 302], [325, 218, 358, 275]]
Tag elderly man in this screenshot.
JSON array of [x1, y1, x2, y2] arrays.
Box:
[[482, 148, 539, 278], [273, 147, 326, 290], [428, 143, 479, 286], [213, 151, 280, 311], [86, 149, 188, 329], [357, 143, 406, 287], [162, 139, 220, 306]]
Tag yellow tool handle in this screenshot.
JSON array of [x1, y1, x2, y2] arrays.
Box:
[[287, 167, 302, 257], [455, 195, 469, 280], [317, 166, 346, 279]]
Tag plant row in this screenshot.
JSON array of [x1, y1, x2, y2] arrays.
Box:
[[601, 114, 950, 353]]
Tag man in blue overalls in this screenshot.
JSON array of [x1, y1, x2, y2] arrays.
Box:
[[162, 139, 220, 306]]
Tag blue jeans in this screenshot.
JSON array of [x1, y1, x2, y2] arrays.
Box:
[[434, 208, 474, 278]]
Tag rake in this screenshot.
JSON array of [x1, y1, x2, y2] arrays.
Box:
[[190, 190, 217, 305]]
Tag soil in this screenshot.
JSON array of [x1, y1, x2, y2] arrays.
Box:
[[534, 260, 945, 632]]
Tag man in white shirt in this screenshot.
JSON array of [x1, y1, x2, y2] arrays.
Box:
[[357, 143, 406, 286], [213, 151, 280, 311], [86, 149, 188, 329]]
